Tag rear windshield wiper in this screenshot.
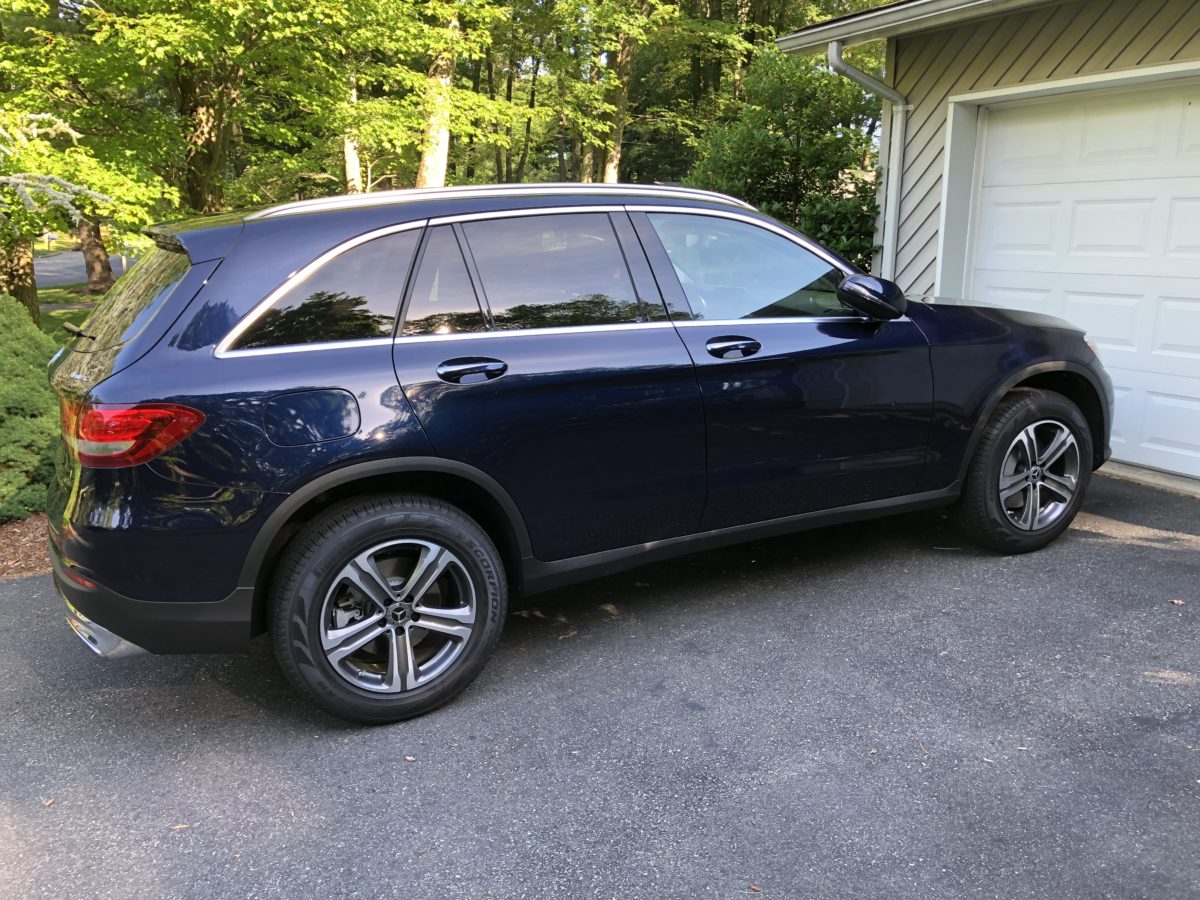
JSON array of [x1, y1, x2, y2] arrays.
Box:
[[62, 321, 94, 341]]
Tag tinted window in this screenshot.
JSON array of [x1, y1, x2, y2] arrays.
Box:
[[647, 213, 851, 320], [402, 226, 487, 336], [77, 247, 190, 352], [234, 230, 419, 349], [462, 213, 643, 329]]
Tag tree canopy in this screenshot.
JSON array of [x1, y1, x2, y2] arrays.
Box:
[[0, 0, 890, 307]]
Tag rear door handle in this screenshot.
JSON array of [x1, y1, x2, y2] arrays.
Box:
[[705, 336, 761, 360], [435, 357, 509, 384]]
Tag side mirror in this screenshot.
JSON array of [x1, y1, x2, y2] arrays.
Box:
[[836, 274, 907, 320]]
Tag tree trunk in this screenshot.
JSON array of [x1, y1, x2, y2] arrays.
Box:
[[2, 239, 39, 325], [78, 218, 115, 294], [602, 33, 637, 184], [514, 55, 541, 183], [415, 17, 459, 189], [343, 77, 364, 193], [579, 142, 595, 183], [171, 71, 236, 214]]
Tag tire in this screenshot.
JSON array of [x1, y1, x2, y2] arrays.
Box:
[[269, 494, 506, 724], [954, 388, 1093, 553]]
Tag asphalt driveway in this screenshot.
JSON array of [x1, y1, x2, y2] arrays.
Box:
[[1, 474, 1198, 899]]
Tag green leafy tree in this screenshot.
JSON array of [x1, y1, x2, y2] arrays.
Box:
[[688, 49, 880, 267]]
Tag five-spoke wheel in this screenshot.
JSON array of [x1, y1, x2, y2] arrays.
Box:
[[270, 495, 506, 723], [997, 419, 1080, 532]]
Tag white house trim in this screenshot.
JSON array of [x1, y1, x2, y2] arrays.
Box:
[[933, 58, 1200, 300]]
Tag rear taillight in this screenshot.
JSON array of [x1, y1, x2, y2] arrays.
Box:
[[60, 399, 205, 468]]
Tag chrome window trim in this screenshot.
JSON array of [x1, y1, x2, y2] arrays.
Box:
[[672, 316, 874, 327], [214, 220, 428, 359], [217, 337, 397, 359], [395, 321, 678, 344], [245, 183, 754, 220]]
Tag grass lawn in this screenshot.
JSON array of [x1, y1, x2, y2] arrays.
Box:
[[38, 282, 93, 306], [33, 235, 80, 256], [38, 282, 97, 346], [40, 306, 94, 345]]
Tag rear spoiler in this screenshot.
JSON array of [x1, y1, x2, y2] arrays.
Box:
[[144, 212, 245, 263]]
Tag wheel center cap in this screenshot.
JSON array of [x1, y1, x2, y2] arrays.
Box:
[[385, 602, 411, 625], [1029, 467, 1042, 482]]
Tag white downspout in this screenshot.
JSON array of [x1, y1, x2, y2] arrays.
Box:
[[827, 40, 909, 281]]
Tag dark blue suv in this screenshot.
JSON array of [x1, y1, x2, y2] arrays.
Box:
[[48, 184, 1113, 722]]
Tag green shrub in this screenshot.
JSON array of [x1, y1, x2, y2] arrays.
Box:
[[0, 294, 60, 523], [687, 50, 881, 269]]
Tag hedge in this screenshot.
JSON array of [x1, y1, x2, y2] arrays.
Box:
[[0, 294, 60, 522]]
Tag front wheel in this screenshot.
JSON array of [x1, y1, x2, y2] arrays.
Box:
[[269, 494, 506, 723], [954, 388, 1093, 553]]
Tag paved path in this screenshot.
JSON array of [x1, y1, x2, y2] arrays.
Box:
[[34, 250, 130, 287], [1, 475, 1198, 898]]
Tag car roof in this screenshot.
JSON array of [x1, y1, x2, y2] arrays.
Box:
[[243, 183, 754, 220], [147, 183, 758, 263]]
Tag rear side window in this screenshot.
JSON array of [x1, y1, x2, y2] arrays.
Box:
[[402, 226, 487, 336], [233, 230, 419, 350], [461, 213, 646, 329], [76, 247, 190, 352]]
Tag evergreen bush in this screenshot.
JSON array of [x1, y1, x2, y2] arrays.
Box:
[[0, 294, 60, 522]]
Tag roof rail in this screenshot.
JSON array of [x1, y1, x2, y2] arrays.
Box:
[[245, 182, 755, 220]]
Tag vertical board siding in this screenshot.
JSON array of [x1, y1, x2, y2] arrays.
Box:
[[890, 0, 1200, 296]]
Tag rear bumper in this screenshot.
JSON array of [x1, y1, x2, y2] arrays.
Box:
[[51, 541, 255, 655]]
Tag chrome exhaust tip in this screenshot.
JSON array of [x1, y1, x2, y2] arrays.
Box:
[[63, 601, 146, 659]]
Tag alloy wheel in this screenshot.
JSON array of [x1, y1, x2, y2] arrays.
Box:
[[997, 419, 1080, 531], [319, 539, 477, 693]]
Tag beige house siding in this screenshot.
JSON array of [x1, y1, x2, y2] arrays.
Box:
[[888, 0, 1200, 296]]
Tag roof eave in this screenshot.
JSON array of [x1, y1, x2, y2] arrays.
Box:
[[777, 0, 1060, 54]]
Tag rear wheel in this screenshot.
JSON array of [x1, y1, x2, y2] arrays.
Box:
[[270, 494, 506, 723], [954, 389, 1092, 553]]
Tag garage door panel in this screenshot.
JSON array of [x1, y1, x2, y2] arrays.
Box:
[[1104, 370, 1200, 478], [984, 82, 1200, 185], [970, 80, 1200, 478], [1167, 199, 1200, 257], [1154, 297, 1200, 361]]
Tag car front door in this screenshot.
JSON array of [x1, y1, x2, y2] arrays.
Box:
[[632, 209, 933, 531], [392, 210, 706, 562]]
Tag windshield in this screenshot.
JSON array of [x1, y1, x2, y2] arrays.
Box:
[[74, 247, 191, 352]]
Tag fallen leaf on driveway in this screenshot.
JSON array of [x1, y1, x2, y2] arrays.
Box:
[[404, 755, 416, 762], [1144, 670, 1198, 685], [170, 824, 190, 831], [40, 798, 53, 808], [748, 886, 763, 895], [1170, 599, 1185, 606]]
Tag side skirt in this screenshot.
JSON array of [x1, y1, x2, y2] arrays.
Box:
[[520, 485, 962, 595]]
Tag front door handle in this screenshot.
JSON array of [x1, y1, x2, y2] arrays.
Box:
[[435, 357, 509, 384], [705, 336, 762, 360]]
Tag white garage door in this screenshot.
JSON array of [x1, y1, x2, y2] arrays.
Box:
[[970, 80, 1200, 478]]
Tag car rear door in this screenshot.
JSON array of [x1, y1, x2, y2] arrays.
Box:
[[632, 208, 933, 531], [391, 209, 706, 562]]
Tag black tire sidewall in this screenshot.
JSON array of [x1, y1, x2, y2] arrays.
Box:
[[271, 496, 505, 723]]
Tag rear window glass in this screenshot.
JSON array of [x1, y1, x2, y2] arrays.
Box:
[[461, 213, 644, 329], [233, 230, 419, 350], [401, 226, 487, 337], [75, 248, 190, 352]]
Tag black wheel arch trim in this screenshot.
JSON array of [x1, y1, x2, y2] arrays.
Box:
[[236, 457, 534, 590], [956, 360, 1111, 484]]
